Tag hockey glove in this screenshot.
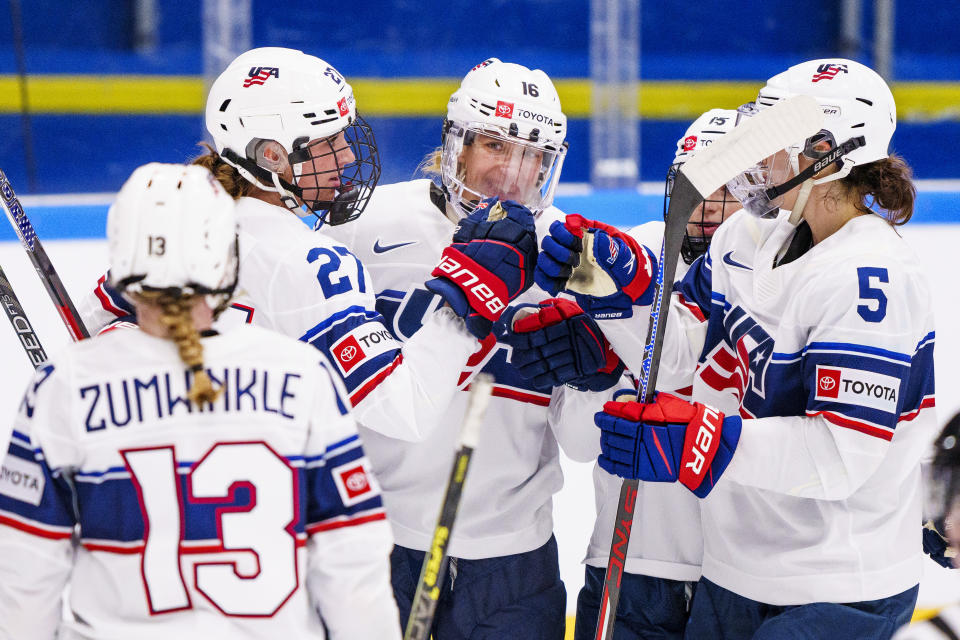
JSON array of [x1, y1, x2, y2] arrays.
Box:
[[536, 214, 656, 319], [595, 393, 741, 498], [426, 198, 539, 339], [923, 521, 957, 569], [495, 298, 625, 392]]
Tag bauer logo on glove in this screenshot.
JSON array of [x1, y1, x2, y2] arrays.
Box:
[[426, 198, 539, 339], [594, 393, 742, 498]]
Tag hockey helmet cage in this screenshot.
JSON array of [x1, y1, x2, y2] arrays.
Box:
[[665, 107, 742, 264], [441, 58, 568, 218], [108, 163, 239, 311], [728, 58, 896, 217], [205, 47, 380, 224]]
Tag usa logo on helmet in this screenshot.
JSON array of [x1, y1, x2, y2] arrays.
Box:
[[243, 67, 280, 88], [812, 63, 849, 83]]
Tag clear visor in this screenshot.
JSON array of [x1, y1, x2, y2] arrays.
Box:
[[725, 149, 794, 218], [441, 123, 566, 218]]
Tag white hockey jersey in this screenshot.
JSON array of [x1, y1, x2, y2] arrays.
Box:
[[325, 179, 595, 558], [78, 196, 478, 442], [578, 221, 703, 582], [599, 209, 937, 605], [0, 324, 399, 639]]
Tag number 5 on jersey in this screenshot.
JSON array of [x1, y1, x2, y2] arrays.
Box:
[[122, 442, 298, 616], [857, 266, 888, 323]]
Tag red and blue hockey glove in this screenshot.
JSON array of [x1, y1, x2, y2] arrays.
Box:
[[594, 393, 741, 498], [535, 214, 657, 319], [495, 298, 625, 392], [426, 198, 539, 338], [535, 219, 582, 294]]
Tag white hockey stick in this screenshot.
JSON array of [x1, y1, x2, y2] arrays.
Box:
[[595, 95, 825, 640]]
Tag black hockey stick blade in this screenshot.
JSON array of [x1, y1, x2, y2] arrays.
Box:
[[0, 263, 48, 368], [403, 373, 494, 640], [595, 94, 825, 640], [0, 169, 89, 340]]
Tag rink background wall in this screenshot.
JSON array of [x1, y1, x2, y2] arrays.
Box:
[[0, 0, 957, 194]]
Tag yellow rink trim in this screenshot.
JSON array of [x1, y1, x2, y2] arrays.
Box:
[[560, 608, 939, 636], [0, 75, 959, 120]]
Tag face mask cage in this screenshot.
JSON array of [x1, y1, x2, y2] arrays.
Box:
[[287, 114, 381, 226], [665, 163, 741, 263], [441, 121, 567, 218]]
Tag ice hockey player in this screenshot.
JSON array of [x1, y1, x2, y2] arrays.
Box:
[[324, 57, 613, 639], [0, 163, 401, 639], [549, 58, 935, 640], [78, 47, 536, 444], [526, 107, 743, 639]]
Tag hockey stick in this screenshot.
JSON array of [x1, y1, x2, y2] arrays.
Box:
[[0, 169, 89, 341], [0, 262, 48, 368], [403, 373, 495, 640], [594, 95, 825, 640]]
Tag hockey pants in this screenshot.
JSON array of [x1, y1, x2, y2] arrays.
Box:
[[574, 564, 693, 640], [683, 577, 918, 640], [391, 535, 566, 639]]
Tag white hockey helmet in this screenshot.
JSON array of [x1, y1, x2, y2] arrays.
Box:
[[665, 107, 743, 263], [108, 163, 239, 309], [441, 58, 568, 218], [727, 58, 896, 217], [205, 47, 380, 224]]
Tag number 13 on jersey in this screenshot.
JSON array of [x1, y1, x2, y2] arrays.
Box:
[[121, 442, 299, 616]]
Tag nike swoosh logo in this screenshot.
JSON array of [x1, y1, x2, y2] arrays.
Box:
[[373, 239, 417, 254], [722, 251, 752, 271]]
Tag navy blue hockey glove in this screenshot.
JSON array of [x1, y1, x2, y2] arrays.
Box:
[[426, 198, 539, 339], [496, 298, 624, 392], [595, 393, 741, 498], [535, 214, 656, 319], [923, 521, 957, 569], [535, 219, 582, 295]]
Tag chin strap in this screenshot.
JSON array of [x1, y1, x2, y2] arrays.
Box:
[[788, 179, 814, 224], [221, 148, 307, 215], [269, 171, 304, 215]]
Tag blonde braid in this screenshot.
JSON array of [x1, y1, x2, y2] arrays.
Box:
[[151, 293, 222, 407]]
